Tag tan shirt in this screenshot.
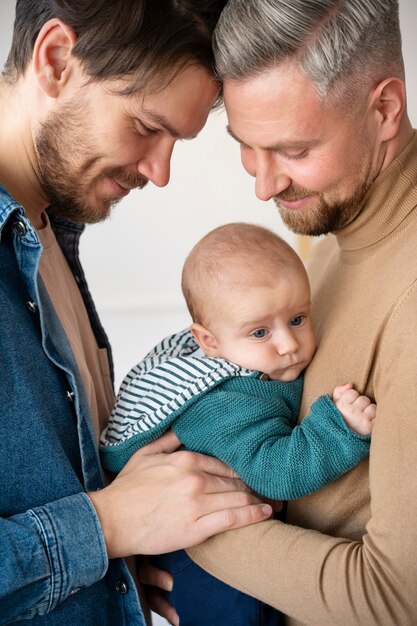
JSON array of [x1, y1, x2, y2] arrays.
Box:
[[188, 133, 417, 624], [37, 215, 115, 441], [36, 221, 152, 621]]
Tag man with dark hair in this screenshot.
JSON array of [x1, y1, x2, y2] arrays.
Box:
[[180, 1, 417, 624], [0, 1, 272, 623]]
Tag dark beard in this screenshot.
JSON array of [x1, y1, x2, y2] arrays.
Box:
[[35, 100, 147, 224], [274, 178, 372, 236]]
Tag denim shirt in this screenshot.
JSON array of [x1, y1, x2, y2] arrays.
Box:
[[0, 184, 145, 626]]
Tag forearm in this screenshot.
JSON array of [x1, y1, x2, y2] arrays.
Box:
[[0, 493, 108, 623], [188, 425, 415, 624], [188, 513, 415, 625]]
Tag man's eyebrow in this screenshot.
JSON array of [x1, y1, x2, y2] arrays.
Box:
[[226, 125, 319, 152], [143, 109, 197, 140], [226, 125, 246, 145]]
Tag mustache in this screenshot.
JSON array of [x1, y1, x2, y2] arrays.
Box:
[[101, 167, 149, 190], [274, 185, 318, 203]]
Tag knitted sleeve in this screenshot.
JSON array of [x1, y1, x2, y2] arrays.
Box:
[[173, 378, 370, 500]]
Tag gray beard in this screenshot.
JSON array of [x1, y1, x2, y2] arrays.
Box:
[[275, 178, 372, 236]]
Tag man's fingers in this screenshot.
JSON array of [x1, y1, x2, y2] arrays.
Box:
[[168, 448, 240, 479], [138, 559, 178, 625], [137, 430, 182, 456], [146, 588, 179, 626], [139, 561, 173, 591], [96, 443, 272, 557], [194, 489, 265, 520], [195, 502, 273, 542], [135, 434, 241, 479], [189, 472, 252, 498]]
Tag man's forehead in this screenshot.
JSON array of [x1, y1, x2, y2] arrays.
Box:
[[223, 65, 327, 148]]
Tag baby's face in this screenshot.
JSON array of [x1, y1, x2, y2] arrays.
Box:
[[207, 271, 316, 381]]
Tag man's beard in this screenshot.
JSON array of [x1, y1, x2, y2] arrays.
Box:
[[35, 99, 148, 224], [274, 178, 372, 237]]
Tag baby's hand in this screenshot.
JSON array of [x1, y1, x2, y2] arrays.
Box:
[[332, 383, 376, 436]]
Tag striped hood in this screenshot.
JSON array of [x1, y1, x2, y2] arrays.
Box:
[[100, 328, 256, 450]]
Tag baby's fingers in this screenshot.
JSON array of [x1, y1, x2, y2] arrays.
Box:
[[364, 402, 377, 420], [332, 383, 353, 401], [352, 394, 372, 411]]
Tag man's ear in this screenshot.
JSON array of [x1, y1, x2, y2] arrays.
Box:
[[370, 77, 406, 142], [190, 323, 219, 356], [32, 18, 78, 98]]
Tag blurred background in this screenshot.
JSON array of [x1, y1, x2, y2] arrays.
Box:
[[0, 2, 416, 623]]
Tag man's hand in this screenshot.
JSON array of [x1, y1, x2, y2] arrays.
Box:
[[139, 557, 179, 626], [332, 383, 376, 436], [89, 431, 272, 559]]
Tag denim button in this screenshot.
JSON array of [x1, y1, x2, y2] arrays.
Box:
[[115, 579, 128, 594], [25, 300, 37, 314], [69, 587, 81, 595], [12, 220, 27, 236], [66, 390, 75, 403]]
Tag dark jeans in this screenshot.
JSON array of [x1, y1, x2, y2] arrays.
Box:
[[153, 549, 283, 626]]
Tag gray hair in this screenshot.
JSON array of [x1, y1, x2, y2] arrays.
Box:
[[214, 0, 403, 106]]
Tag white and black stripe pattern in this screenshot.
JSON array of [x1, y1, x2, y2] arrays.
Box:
[[101, 329, 253, 447]]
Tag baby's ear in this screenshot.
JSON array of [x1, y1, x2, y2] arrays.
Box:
[[190, 323, 218, 356]]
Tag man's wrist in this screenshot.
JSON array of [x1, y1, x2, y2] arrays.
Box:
[[87, 487, 127, 560]]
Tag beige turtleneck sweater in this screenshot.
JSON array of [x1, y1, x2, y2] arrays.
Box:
[[188, 133, 417, 625]]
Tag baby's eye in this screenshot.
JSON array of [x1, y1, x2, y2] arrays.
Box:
[[251, 328, 268, 339], [290, 315, 305, 327]]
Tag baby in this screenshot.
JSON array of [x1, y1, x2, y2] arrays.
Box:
[[100, 222, 375, 626]]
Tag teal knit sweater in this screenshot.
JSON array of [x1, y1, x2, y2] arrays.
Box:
[[101, 329, 370, 500]]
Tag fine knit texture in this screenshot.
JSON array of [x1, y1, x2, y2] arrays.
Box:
[[189, 132, 417, 625], [100, 330, 369, 499]]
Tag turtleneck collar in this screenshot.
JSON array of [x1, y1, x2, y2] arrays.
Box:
[[335, 131, 417, 252]]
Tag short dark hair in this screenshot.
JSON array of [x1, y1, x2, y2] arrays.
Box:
[[3, 0, 227, 93]]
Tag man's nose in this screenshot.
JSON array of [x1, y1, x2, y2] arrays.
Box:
[[242, 149, 292, 202], [136, 136, 175, 188]]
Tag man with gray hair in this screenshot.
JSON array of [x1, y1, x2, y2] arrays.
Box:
[[179, 1, 417, 624]]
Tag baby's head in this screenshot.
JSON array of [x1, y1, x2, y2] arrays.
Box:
[[182, 223, 316, 382]]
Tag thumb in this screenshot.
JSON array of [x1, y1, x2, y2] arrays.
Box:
[[332, 383, 353, 402]]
